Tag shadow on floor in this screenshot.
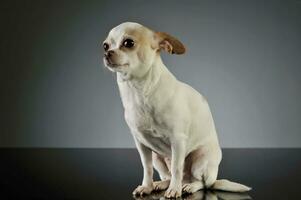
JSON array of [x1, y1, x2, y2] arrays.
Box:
[[134, 190, 251, 200]]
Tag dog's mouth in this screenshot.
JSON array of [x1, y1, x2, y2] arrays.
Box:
[[104, 58, 128, 69]]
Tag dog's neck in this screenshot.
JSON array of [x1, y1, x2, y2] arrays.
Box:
[[116, 56, 175, 97]]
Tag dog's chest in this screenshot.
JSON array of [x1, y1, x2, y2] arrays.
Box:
[[120, 84, 171, 153], [123, 91, 164, 136]]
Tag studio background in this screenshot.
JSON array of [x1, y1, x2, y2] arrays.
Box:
[[1, 0, 300, 148]]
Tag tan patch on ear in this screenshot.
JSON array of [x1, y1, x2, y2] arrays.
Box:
[[156, 32, 186, 55], [159, 40, 173, 54]]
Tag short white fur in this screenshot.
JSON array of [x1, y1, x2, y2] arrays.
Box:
[[103, 22, 251, 198]]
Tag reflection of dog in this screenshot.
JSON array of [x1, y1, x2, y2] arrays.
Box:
[[103, 22, 251, 198], [134, 190, 252, 200]]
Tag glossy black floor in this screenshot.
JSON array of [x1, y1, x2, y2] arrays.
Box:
[[0, 148, 300, 199]]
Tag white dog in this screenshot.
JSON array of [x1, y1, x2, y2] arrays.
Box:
[[103, 22, 251, 198]]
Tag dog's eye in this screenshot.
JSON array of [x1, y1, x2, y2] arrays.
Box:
[[103, 43, 109, 51], [123, 39, 134, 48]]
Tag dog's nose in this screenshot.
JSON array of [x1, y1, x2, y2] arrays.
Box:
[[104, 50, 114, 58]]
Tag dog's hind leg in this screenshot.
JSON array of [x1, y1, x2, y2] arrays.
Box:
[[182, 157, 207, 194], [182, 147, 220, 194]]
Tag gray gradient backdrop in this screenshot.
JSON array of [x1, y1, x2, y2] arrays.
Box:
[[1, 0, 300, 148]]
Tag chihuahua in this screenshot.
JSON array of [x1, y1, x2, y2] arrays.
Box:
[[102, 22, 251, 198]]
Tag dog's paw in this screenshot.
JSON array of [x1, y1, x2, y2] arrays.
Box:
[[153, 180, 170, 191], [164, 187, 182, 199], [182, 182, 202, 194], [132, 185, 153, 196]]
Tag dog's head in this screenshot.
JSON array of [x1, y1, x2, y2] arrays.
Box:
[[102, 22, 186, 77]]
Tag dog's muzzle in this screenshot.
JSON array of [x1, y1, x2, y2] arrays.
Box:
[[104, 50, 114, 59], [104, 50, 118, 68]]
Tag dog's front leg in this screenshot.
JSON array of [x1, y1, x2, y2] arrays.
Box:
[[165, 139, 186, 198], [132, 137, 154, 196]]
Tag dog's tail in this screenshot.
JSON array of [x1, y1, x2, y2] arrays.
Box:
[[211, 179, 251, 192]]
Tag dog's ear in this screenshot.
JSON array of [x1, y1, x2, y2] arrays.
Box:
[[155, 32, 186, 55]]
